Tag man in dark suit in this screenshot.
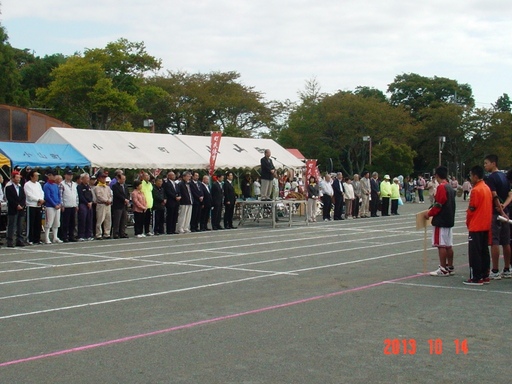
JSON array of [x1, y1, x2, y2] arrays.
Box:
[[111, 173, 130, 239], [177, 171, 193, 233], [370, 172, 380, 217], [223, 171, 237, 229], [164, 171, 181, 234], [260, 149, 275, 200], [199, 175, 212, 231], [189, 172, 204, 232], [211, 173, 224, 230], [5, 171, 27, 247], [332, 172, 345, 220]]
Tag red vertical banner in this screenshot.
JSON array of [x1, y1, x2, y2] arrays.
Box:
[[209, 131, 222, 176], [305, 159, 317, 197]]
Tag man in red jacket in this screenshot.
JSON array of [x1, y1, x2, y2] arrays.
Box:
[[464, 165, 493, 285]]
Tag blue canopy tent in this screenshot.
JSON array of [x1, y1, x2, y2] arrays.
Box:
[[0, 142, 90, 169]]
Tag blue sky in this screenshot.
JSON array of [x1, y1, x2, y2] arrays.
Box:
[[2, 0, 512, 106]]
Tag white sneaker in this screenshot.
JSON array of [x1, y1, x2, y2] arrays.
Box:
[[502, 270, 511, 279], [53, 238, 63, 244], [146, 232, 154, 236], [489, 271, 502, 280], [45, 240, 52, 245], [136, 234, 144, 238], [429, 266, 450, 276], [78, 238, 85, 242]]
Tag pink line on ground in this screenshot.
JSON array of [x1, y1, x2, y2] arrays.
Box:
[[0, 272, 426, 368]]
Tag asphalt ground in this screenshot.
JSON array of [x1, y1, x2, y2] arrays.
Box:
[[0, 197, 511, 383]]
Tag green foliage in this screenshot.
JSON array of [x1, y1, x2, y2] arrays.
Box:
[[280, 90, 417, 176], [37, 39, 159, 130], [0, 25, 24, 105], [388, 73, 474, 118], [144, 71, 274, 136], [493, 93, 511, 113], [372, 138, 416, 177]]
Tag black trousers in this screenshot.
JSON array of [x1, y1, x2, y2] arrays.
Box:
[[224, 202, 235, 228], [322, 195, 332, 220], [391, 199, 398, 214], [61, 207, 77, 241], [166, 205, 179, 234], [468, 231, 490, 281], [381, 197, 390, 216], [134, 211, 144, 235], [144, 209, 152, 234], [200, 204, 212, 230], [190, 203, 201, 231], [26, 206, 43, 243], [333, 195, 344, 219], [112, 208, 128, 238], [212, 203, 223, 229], [152, 208, 165, 235], [370, 193, 379, 216]]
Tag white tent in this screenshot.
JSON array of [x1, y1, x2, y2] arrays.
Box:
[[37, 127, 208, 169], [37, 127, 305, 170]]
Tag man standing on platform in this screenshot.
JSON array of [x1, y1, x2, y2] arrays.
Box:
[[260, 149, 275, 200], [320, 174, 334, 221]]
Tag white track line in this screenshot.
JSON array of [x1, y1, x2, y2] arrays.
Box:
[[386, 281, 512, 295]]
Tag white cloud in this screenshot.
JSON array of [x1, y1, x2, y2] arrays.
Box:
[[2, 0, 512, 104]]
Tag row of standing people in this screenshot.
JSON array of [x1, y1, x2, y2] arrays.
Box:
[[1, 168, 243, 247]]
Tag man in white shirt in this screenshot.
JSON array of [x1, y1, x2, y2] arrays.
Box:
[[24, 170, 45, 245], [320, 174, 334, 221], [60, 170, 79, 242]]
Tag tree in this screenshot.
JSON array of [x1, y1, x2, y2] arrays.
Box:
[[280, 90, 417, 176], [37, 39, 161, 129], [353, 86, 387, 102], [493, 93, 511, 113], [0, 24, 23, 104], [145, 71, 274, 136], [387, 73, 474, 118]]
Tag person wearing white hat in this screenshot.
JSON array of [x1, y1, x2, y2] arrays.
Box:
[[380, 175, 392, 216]]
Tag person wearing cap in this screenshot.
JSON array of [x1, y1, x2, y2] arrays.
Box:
[[94, 171, 112, 240], [77, 173, 94, 241], [390, 177, 401, 215], [43, 169, 63, 244], [24, 170, 45, 245], [5, 171, 27, 247], [379, 175, 392, 216], [59, 170, 79, 242]]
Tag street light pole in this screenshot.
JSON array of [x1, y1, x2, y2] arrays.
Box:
[[363, 136, 372, 166], [438, 136, 446, 167]]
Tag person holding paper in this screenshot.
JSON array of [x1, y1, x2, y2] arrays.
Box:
[[424, 166, 456, 277]]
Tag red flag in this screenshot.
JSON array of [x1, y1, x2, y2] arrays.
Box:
[[305, 159, 317, 197], [209, 131, 222, 176]]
